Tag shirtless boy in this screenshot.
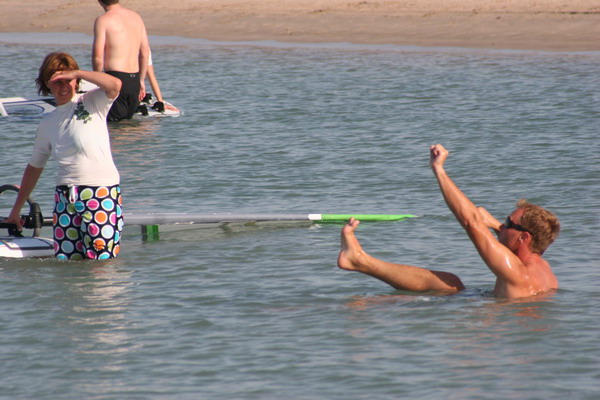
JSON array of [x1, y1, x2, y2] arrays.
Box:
[[338, 144, 560, 299], [93, 0, 150, 121]]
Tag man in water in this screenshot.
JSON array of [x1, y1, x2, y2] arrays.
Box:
[[338, 144, 560, 299], [93, 0, 150, 121]]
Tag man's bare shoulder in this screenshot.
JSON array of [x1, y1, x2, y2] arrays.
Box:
[[97, 7, 145, 31], [95, 10, 120, 27], [531, 257, 558, 290], [112, 6, 144, 20], [94, 12, 108, 24], [495, 257, 557, 298]]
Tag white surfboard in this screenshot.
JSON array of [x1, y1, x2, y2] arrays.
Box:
[[0, 81, 181, 118], [0, 97, 56, 117], [0, 236, 54, 258], [0, 96, 180, 118]]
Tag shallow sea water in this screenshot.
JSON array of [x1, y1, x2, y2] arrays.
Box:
[[0, 33, 599, 399]]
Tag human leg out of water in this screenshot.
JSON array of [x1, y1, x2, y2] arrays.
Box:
[[337, 218, 465, 293]]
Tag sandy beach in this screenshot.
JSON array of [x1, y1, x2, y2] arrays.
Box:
[[1, 0, 599, 51]]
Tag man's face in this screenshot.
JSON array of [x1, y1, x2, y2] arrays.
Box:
[[498, 208, 528, 248]]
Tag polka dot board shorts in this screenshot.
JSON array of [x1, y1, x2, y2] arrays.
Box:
[[53, 185, 124, 260]]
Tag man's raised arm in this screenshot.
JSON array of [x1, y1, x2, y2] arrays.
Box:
[[429, 144, 525, 285]]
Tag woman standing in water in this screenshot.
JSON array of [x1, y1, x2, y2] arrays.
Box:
[[4, 52, 124, 260]]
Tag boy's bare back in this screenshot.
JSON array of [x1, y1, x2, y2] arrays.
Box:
[[93, 4, 149, 74]]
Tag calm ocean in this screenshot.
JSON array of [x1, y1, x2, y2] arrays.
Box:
[[1, 33, 599, 399]]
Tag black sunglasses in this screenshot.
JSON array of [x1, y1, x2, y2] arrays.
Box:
[[504, 217, 531, 233]]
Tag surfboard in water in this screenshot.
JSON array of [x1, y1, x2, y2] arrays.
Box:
[[0, 213, 417, 258], [1, 180, 417, 260], [0, 91, 180, 118], [0, 236, 54, 258]]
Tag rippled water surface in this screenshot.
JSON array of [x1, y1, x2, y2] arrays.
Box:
[[1, 33, 599, 399]]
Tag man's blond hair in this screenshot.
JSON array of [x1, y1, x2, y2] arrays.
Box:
[[517, 199, 560, 254]]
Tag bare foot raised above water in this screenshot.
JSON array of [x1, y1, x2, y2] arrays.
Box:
[[337, 218, 367, 272]]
